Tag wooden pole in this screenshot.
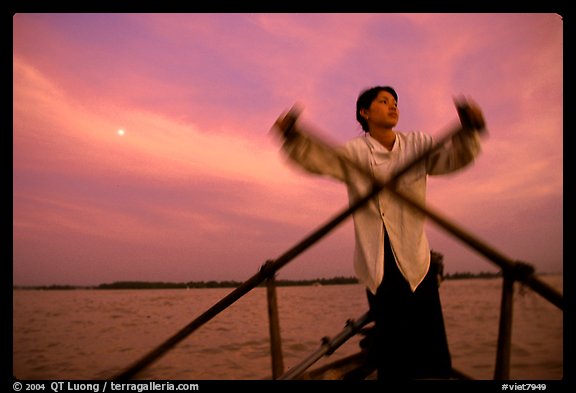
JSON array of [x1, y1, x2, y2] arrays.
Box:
[[267, 275, 285, 378], [494, 273, 515, 379]]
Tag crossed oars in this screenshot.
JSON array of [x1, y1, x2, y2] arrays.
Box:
[[113, 103, 561, 380]]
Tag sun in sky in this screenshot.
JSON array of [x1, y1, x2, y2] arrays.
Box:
[[117, 129, 125, 136]]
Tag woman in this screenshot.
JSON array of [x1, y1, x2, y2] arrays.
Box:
[[272, 86, 486, 379]]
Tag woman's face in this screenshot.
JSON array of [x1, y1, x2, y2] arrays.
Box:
[[363, 90, 399, 130]]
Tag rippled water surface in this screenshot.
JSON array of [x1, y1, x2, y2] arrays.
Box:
[[13, 275, 563, 380]]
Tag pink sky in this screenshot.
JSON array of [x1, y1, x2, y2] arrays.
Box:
[[13, 13, 563, 286]]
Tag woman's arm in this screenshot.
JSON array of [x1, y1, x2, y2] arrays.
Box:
[[271, 108, 351, 182], [426, 98, 486, 175]]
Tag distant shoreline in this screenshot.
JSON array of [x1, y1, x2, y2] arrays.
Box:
[[13, 271, 562, 290]]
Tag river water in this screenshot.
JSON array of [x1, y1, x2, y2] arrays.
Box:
[[13, 275, 563, 381]]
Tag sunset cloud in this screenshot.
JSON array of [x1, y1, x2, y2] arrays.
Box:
[[13, 13, 563, 286]]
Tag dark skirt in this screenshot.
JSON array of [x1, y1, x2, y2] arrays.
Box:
[[366, 232, 452, 380]]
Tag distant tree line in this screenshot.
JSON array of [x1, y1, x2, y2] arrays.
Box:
[[96, 280, 243, 290], [13, 250, 513, 290], [444, 271, 502, 280], [12, 276, 361, 290], [14, 272, 510, 290], [93, 276, 360, 290]]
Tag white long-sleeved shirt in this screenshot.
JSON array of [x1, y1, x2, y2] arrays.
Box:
[[281, 129, 481, 294]]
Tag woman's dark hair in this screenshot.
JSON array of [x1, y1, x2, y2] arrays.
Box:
[[356, 86, 398, 132]]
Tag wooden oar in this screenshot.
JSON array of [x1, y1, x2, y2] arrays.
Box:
[[280, 104, 562, 310], [113, 103, 560, 380]]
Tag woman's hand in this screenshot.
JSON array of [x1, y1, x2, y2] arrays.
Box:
[[271, 104, 303, 140], [454, 96, 486, 132]]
